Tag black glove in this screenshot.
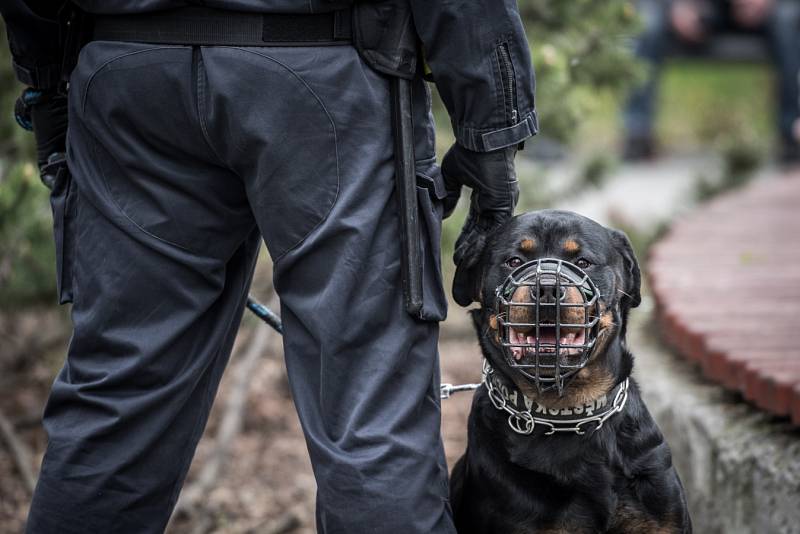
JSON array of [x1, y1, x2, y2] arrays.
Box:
[[15, 88, 69, 188], [441, 143, 519, 306]]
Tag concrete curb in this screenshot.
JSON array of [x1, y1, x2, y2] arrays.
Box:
[[631, 299, 800, 534]]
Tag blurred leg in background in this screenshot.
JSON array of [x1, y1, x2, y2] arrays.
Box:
[[623, 0, 674, 161], [764, 0, 800, 163], [625, 0, 800, 163]]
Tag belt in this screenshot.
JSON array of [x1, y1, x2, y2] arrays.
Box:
[[92, 6, 353, 47]]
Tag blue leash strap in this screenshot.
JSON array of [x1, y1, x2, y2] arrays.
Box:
[[246, 296, 283, 334]]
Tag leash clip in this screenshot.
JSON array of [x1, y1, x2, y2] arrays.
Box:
[[507, 411, 535, 435], [440, 382, 482, 400]]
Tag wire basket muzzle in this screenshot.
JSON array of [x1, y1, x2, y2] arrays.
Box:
[[495, 258, 601, 394]]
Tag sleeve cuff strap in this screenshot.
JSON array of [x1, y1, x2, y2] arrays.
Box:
[[13, 60, 62, 90], [455, 111, 539, 152]]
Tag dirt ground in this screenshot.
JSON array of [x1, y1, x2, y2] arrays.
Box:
[[0, 303, 484, 534]]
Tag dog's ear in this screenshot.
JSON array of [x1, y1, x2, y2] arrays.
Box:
[[609, 229, 641, 309], [453, 259, 484, 307]]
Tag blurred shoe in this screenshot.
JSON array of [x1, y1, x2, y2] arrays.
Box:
[[622, 135, 657, 162]]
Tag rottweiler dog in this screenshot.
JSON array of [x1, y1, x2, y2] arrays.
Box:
[[450, 210, 691, 534]]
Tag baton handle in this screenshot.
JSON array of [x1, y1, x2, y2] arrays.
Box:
[[390, 77, 424, 318]]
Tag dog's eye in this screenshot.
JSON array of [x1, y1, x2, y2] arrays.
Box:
[[576, 258, 592, 269], [505, 257, 524, 268]]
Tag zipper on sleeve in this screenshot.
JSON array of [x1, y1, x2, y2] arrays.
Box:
[[497, 42, 518, 124]]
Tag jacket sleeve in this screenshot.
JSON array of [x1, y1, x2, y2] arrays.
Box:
[[409, 0, 538, 152], [1, 1, 65, 89]]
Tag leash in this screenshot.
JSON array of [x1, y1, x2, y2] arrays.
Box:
[[246, 297, 283, 334], [245, 299, 631, 426], [440, 382, 482, 399], [246, 296, 479, 400]]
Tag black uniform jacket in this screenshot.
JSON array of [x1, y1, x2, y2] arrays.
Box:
[[1, 0, 537, 151]]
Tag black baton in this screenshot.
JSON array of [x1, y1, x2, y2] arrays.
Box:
[[390, 76, 423, 318]]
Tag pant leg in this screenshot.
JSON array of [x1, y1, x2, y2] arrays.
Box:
[[765, 0, 800, 144], [623, 0, 672, 140], [26, 42, 259, 533], [199, 45, 455, 533]]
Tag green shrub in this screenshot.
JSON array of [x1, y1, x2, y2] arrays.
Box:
[[0, 161, 56, 307]]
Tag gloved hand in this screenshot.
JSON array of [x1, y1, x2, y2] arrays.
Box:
[[441, 143, 519, 306], [15, 88, 69, 189]]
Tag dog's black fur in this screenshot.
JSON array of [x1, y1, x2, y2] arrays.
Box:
[[450, 210, 691, 534]]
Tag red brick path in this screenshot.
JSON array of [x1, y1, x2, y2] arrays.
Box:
[[649, 173, 800, 424]]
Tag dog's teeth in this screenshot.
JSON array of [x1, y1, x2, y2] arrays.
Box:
[[567, 332, 576, 343], [512, 347, 523, 361]]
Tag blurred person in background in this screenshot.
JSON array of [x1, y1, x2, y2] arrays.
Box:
[[623, 0, 800, 162]]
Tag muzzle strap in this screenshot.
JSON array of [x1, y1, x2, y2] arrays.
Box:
[[482, 360, 629, 436]]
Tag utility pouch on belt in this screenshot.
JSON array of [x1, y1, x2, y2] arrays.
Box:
[[352, 0, 418, 80]]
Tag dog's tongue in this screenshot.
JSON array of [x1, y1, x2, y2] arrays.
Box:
[[537, 329, 557, 345]]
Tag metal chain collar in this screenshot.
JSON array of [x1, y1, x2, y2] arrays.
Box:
[[482, 360, 630, 436]]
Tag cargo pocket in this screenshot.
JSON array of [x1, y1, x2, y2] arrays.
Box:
[[415, 160, 448, 322], [49, 166, 76, 304]]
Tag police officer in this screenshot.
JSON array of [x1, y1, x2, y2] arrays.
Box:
[[1, 1, 537, 532]]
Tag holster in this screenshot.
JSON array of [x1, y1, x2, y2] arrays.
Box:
[[352, 0, 418, 80]]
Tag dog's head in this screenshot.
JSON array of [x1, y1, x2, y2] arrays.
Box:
[[458, 210, 641, 406]]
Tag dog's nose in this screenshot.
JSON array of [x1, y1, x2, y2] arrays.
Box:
[[529, 283, 558, 304]]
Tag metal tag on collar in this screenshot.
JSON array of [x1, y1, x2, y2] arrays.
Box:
[[495, 258, 601, 395]]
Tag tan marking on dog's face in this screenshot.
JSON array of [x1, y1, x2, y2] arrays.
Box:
[[519, 238, 536, 253], [508, 286, 531, 327], [591, 309, 616, 356], [563, 238, 580, 253], [612, 503, 678, 533], [599, 310, 614, 330], [489, 315, 502, 343], [569, 364, 615, 406]]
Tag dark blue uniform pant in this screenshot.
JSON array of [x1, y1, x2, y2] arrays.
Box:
[[26, 41, 455, 534]]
